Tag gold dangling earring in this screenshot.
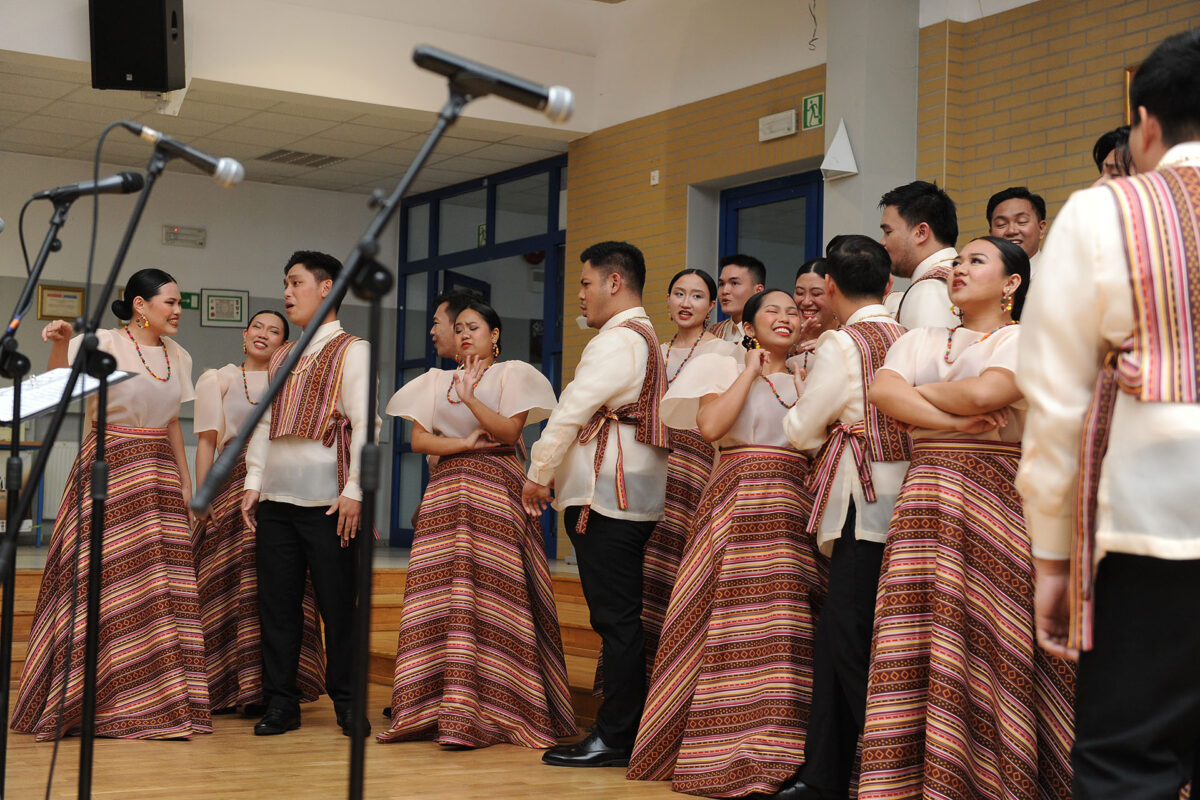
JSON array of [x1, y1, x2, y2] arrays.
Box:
[[1001, 294, 1013, 314]]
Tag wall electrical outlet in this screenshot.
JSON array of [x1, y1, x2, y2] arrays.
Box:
[[649, 169, 660, 186]]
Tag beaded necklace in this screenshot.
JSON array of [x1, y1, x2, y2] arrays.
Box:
[[762, 371, 797, 409], [124, 325, 170, 382], [666, 331, 703, 384], [943, 321, 1018, 365], [241, 360, 261, 405], [446, 362, 492, 404]]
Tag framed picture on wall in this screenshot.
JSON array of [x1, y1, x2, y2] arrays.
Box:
[[200, 288, 249, 328], [36, 284, 86, 321]]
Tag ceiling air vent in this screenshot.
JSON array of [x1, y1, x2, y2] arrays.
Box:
[[256, 149, 346, 169]]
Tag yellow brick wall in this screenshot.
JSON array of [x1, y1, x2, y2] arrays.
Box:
[[918, 0, 1199, 241]]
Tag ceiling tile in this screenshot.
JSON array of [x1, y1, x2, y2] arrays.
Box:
[[0, 109, 30, 127], [317, 123, 415, 147], [186, 138, 279, 162], [133, 113, 225, 138], [278, 173, 362, 191], [39, 99, 133, 125], [238, 110, 340, 137], [0, 91, 54, 114], [201, 125, 307, 149], [269, 100, 365, 122], [183, 86, 280, 111], [13, 115, 110, 140], [349, 112, 435, 133], [61, 140, 153, 164], [468, 141, 565, 163], [61, 86, 158, 111], [283, 136, 378, 159], [175, 101, 260, 126], [0, 139, 72, 158], [0, 127, 89, 150], [361, 146, 422, 166], [2, 74, 79, 100]]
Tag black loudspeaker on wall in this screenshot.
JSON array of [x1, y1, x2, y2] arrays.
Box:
[[89, 0, 186, 92]]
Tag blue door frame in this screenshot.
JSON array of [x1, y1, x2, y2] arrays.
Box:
[[391, 156, 567, 555], [715, 171, 824, 320]]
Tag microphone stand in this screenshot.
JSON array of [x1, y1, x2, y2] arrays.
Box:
[[0, 144, 171, 799], [191, 84, 472, 800], [0, 195, 77, 798]]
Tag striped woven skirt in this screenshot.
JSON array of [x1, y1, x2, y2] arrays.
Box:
[[11, 425, 211, 740], [628, 445, 827, 797], [377, 450, 574, 748], [594, 427, 717, 695], [642, 428, 715, 674], [859, 439, 1075, 800], [195, 446, 326, 710]]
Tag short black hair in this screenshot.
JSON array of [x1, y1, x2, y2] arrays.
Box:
[[795, 257, 825, 281], [975, 235, 1031, 321], [718, 254, 766, 287], [1091, 125, 1131, 173], [247, 309, 290, 341], [667, 268, 717, 302], [579, 240, 646, 295], [433, 290, 472, 323], [986, 186, 1047, 223], [825, 235, 851, 257], [824, 235, 891, 301], [879, 180, 959, 248], [1129, 29, 1200, 146], [285, 250, 344, 310]]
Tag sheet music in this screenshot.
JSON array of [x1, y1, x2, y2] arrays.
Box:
[[1, 368, 135, 423]]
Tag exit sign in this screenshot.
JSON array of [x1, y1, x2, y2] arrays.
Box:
[[181, 292, 200, 310], [802, 92, 825, 130]]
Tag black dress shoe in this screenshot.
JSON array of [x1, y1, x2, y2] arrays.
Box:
[[336, 708, 372, 738], [253, 707, 301, 736], [541, 731, 632, 768], [768, 777, 843, 800]]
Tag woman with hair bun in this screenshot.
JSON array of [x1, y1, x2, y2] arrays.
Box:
[[629, 288, 827, 797], [193, 310, 326, 713], [861, 236, 1075, 799], [13, 268, 211, 740], [379, 300, 573, 749]]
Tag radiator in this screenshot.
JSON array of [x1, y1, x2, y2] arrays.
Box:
[[28, 441, 198, 519]]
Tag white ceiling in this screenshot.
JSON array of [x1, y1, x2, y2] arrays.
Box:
[[0, 50, 573, 197]]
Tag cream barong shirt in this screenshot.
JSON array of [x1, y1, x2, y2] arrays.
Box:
[[527, 307, 668, 522], [885, 247, 960, 330], [1016, 142, 1200, 563], [782, 305, 909, 555], [244, 320, 376, 506]]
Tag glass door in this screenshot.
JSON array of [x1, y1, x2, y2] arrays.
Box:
[[717, 171, 824, 308], [392, 158, 566, 554]]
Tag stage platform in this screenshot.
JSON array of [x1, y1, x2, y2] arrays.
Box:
[[5, 548, 680, 799]]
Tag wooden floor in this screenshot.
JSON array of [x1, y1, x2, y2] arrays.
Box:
[[6, 685, 678, 799], [6, 562, 678, 798]]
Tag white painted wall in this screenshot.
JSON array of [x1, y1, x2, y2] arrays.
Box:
[[0, 149, 397, 291]]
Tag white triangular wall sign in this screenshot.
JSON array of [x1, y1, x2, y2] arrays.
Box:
[[820, 119, 858, 181]]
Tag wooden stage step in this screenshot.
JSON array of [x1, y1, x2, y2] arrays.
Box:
[[9, 565, 602, 727]]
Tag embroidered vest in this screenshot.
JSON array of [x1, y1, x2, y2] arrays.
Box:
[[805, 319, 912, 533], [574, 318, 670, 534], [896, 262, 953, 323], [268, 331, 361, 492], [1070, 164, 1200, 651]]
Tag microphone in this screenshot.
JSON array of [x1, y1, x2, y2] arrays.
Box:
[[413, 46, 574, 123], [32, 171, 146, 201], [119, 121, 245, 187]]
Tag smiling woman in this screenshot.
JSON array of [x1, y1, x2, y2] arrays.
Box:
[[629, 288, 829, 797], [13, 267, 210, 740]]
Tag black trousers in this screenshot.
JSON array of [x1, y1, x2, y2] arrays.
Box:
[[256, 500, 357, 713], [1072, 552, 1200, 800], [564, 506, 656, 747], [798, 501, 883, 795]]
